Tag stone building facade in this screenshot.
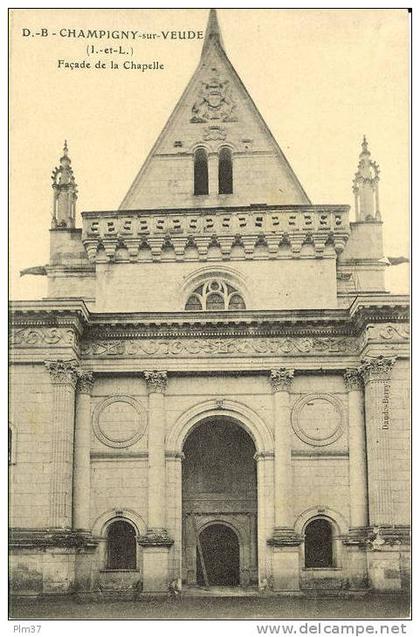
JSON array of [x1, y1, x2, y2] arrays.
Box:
[[9, 10, 410, 595]]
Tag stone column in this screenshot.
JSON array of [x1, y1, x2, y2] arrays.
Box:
[[73, 371, 94, 531], [268, 369, 301, 591], [138, 370, 173, 592], [360, 356, 395, 526], [344, 368, 368, 529], [45, 359, 79, 529]]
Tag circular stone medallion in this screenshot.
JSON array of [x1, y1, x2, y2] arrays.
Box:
[[291, 394, 344, 446], [93, 396, 146, 448]]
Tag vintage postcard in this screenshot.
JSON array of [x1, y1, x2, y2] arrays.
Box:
[[8, 6, 411, 628]]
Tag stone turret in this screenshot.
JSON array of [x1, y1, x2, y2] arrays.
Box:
[[51, 141, 77, 229], [352, 136, 381, 222]]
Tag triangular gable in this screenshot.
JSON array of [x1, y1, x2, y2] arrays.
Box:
[[120, 13, 310, 210]]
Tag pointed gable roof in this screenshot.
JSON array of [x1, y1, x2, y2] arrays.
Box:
[[120, 10, 310, 210]]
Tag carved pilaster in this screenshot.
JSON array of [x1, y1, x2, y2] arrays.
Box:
[[144, 370, 168, 394], [270, 368, 294, 392], [344, 368, 368, 529], [360, 356, 396, 526], [144, 370, 168, 537], [73, 372, 94, 530], [45, 359, 79, 528], [270, 369, 294, 534]]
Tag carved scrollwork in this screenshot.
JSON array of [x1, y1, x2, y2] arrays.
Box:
[[11, 327, 76, 347], [81, 336, 359, 359]]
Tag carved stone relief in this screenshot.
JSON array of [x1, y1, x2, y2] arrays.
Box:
[[92, 395, 146, 448], [191, 67, 237, 123], [81, 336, 360, 359], [291, 394, 344, 447]]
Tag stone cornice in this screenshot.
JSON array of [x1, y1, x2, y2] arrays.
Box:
[[9, 297, 409, 349], [9, 528, 100, 550]]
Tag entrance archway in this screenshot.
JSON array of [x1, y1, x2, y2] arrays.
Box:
[[182, 416, 257, 586], [197, 524, 240, 586]]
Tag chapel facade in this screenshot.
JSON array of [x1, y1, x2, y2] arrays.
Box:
[[9, 10, 410, 595]]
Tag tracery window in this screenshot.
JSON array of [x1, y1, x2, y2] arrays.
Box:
[[194, 148, 209, 195], [218, 147, 233, 194], [185, 279, 246, 311], [107, 520, 137, 570], [304, 518, 334, 568]]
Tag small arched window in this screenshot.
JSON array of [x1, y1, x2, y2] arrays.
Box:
[[185, 279, 246, 311], [194, 148, 209, 196], [218, 147, 233, 195], [107, 520, 137, 570], [304, 518, 334, 568]]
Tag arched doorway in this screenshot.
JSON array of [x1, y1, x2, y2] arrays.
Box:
[[197, 524, 240, 586], [182, 417, 257, 586]]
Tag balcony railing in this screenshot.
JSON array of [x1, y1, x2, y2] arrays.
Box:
[[81, 205, 350, 262]]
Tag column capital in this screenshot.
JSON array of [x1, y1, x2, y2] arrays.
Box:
[[343, 368, 364, 391], [360, 356, 396, 384], [144, 370, 168, 393], [77, 371, 95, 394], [45, 359, 79, 387], [270, 368, 294, 392]]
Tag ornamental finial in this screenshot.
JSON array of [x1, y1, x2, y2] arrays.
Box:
[[353, 136, 381, 222], [51, 140, 77, 229]]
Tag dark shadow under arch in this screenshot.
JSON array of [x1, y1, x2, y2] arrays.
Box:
[[197, 523, 240, 586]]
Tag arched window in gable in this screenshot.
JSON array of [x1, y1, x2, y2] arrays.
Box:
[[218, 147, 233, 194], [107, 520, 137, 570], [304, 518, 334, 568], [194, 148, 209, 195], [185, 279, 246, 311]]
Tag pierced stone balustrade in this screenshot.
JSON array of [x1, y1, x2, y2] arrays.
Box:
[[82, 205, 350, 263]]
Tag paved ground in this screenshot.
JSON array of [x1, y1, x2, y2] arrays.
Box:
[[10, 592, 411, 620]]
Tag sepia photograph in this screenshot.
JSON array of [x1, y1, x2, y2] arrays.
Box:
[[8, 6, 411, 625]]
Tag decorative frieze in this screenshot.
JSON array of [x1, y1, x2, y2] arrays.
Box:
[[10, 327, 77, 347], [144, 370, 168, 393], [270, 368, 294, 392], [45, 359, 79, 387], [81, 336, 359, 359]]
